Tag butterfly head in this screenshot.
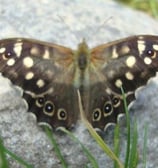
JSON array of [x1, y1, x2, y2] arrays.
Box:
[[76, 39, 90, 70]]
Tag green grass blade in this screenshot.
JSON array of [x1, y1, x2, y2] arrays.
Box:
[[113, 125, 120, 168], [0, 135, 33, 168], [0, 137, 9, 168], [44, 126, 68, 168], [77, 90, 124, 168], [84, 165, 88, 168], [84, 121, 123, 168], [128, 120, 139, 168], [3, 147, 34, 168], [118, 0, 158, 18], [60, 128, 99, 168], [148, 0, 158, 18], [142, 124, 148, 168], [120, 87, 131, 168]]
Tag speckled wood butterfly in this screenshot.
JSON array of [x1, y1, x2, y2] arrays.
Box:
[[0, 35, 157, 131]]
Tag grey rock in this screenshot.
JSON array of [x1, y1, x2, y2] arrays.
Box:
[[0, 0, 158, 167]]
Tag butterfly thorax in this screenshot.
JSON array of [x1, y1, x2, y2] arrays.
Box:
[[76, 40, 90, 71]]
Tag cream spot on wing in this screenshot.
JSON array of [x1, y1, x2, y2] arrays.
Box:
[[144, 57, 152, 64], [138, 36, 144, 40], [137, 40, 146, 55], [10, 71, 18, 78], [121, 45, 130, 54], [23, 57, 34, 68], [13, 42, 23, 57], [115, 79, 122, 88], [125, 71, 134, 80], [45, 70, 54, 77], [108, 70, 115, 77], [16, 39, 22, 42], [43, 48, 50, 59], [25, 72, 34, 80], [0, 47, 6, 53], [153, 44, 158, 51], [36, 79, 45, 88], [105, 88, 112, 94], [46, 70, 54, 78], [112, 46, 118, 58], [7, 58, 15, 66], [30, 46, 40, 55], [126, 56, 136, 68]]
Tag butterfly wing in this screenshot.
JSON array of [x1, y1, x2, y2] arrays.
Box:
[[1, 36, 157, 131], [0, 38, 79, 129], [86, 35, 158, 130]]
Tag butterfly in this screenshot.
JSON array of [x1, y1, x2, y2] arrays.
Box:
[[0, 35, 157, 131]]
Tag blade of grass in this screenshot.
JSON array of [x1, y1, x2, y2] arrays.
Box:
[[118, 0, 158, 18], [113, 124, 120, 168], [0, 136, 33, 168], [0, 137, 9, 168], [77, 90, 124, 168], [60, 127, 99, 168], [142, 124, 148, 168], [3, 147, 34, 168], [82, 116, 124, 168], [148, 0, 158, 18], [128, 120, 139, 168], [44, 126, 68, 168], [121, 87, 131, 168]]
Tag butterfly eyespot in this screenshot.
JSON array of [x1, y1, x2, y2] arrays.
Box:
[[43, 101, 55, 116], [112, 97, 120, 108], [36, 97, 45, 107], [103, 101, 113, 116], [57, 108, 67, 120], [92, 108, 101, 121], [2, 52, 13, 60], [146, 49, 156, 59]]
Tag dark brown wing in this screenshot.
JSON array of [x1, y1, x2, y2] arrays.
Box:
[[86, 35, 158, 130], [0, 38, 79, 129]]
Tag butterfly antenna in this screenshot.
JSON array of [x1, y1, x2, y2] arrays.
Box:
[[57, 15, 71, 30], [87, 16, 113, 42], [57, 15, 81, 42]]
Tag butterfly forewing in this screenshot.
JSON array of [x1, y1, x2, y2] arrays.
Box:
[[93, 36, 158, 90]]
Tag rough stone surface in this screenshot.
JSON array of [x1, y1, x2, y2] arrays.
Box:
[[0, 0, 158, 167]]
